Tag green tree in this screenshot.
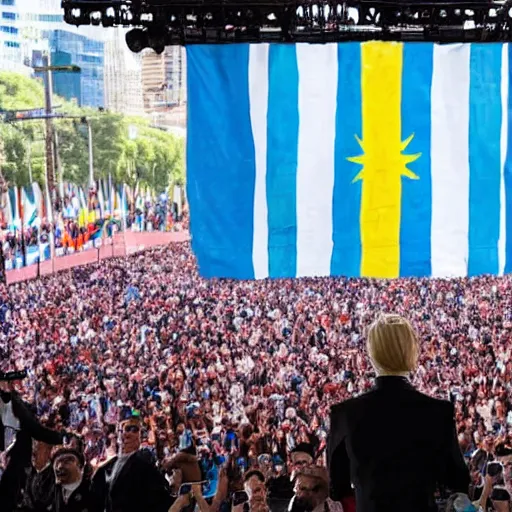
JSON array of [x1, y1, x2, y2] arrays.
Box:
[[0, 71, 186, 192]]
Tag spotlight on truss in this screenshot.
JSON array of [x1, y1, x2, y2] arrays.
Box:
[[125, 28, 148, 52], [147, 28, 167, 54]]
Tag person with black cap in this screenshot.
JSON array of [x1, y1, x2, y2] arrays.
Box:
[[267, 443, 316, 506], [91, 413, 171, 512], [51, 446, 94, 512]]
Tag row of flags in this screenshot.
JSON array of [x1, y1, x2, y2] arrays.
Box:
[[2, 183, 45, 230], [0, 180, 160, 231]]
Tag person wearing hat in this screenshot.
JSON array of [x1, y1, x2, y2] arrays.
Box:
[[289, 466, 344, 512], [267, 444, 315, 503], [289, 444, 315, 480], [51, 446, 94, 512], [91, 414, 171, 512]]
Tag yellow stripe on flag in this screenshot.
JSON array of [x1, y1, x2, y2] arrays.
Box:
[[348, 42, 420, 279]]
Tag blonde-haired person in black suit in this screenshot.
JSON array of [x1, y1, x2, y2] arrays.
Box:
[[327, 314, 470, 512]]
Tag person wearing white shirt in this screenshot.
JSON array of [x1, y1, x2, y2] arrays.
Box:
[[0, 392, 20, 450], [0, 380, 65, 512], [52, 447, 93, 512]]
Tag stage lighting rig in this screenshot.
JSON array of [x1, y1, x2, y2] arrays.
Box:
[[61, 0, 512, 44], [125, 27, 148, 51]]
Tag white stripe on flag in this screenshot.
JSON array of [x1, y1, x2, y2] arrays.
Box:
[[499, 43, 508, 276], [295, 44, 337, 277], [249, 44, 270, 279], [431, 44, 470, 277]]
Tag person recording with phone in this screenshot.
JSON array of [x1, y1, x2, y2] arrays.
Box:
[[0, 370, 67, 512], [169, 482, 212, 512], [165, 447, 230, 512]]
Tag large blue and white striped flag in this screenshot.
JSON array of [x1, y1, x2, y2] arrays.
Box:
[[187, 42, 511, 280]]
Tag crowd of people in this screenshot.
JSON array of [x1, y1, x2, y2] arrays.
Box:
[[0, 242, 512, 511], [0, 196, 188, 271]]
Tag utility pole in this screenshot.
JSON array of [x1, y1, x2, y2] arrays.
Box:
[[42, 53, 56, 209]]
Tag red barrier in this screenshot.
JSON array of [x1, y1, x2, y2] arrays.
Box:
[[5, 231, 190, 284]]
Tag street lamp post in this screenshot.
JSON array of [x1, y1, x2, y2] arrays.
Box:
[[86, 118, 94, 188]]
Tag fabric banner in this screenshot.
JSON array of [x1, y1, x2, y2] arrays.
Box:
[[187, 42, 511, 280], [5, 243, 50, 271]]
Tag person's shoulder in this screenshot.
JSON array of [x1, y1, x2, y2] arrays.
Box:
[[408, 390, 457, 422], [330, 389, 377, 415], [412, 390, 454, 411], [93, 455, 118, 475], [134, 448, 157, 466]]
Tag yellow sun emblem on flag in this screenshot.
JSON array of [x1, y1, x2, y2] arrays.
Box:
[[347, 133, 421, 184], [347, 41, 422, 279]]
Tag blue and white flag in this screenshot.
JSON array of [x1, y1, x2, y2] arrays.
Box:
[[187, 42, 512, 280], [22, 184, 38, 228]]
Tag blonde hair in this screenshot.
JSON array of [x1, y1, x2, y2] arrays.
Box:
[[366, 314, 419, 375]]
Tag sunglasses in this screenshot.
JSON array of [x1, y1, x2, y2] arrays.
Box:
[[123, 425, 140, 433], [294, 460, 310, 467]]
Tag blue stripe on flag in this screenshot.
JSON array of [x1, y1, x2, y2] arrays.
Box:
[[8, 187, 17, 221], [24, 185, 35, 204], [187, 45, 256, 279], [331, 43, 362, 277], [468, 44, 502, 276], [24, 185, 37, 226], [400, 43, 433, 277], [266, 45, 299, 278], [503, 45, 512, 274]]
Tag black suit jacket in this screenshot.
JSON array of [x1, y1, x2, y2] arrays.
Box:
[[0, 391, 64, 451], [0, 391, 64, 512], [91, 451, 171, 512], [327, 376, 470, 512], [18, 464, 56, 512], [52, 478, 96, 512]]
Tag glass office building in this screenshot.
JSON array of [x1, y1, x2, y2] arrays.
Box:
[[0, 0, 26, 73], [38, 30, 105, 108]]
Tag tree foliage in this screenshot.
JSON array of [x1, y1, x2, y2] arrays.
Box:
[[0, 71, 186, 193]]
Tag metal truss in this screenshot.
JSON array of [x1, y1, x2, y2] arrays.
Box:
[[61, 0, 512, 43]]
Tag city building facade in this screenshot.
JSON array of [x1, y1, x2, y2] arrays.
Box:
[[0, 0, 27, 74], [11, 0, 105, 108], [141, 45, 186, 129], [104, 28, 144, 116], [141, 46, 186, 110], [42, 30, 104, 108]]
